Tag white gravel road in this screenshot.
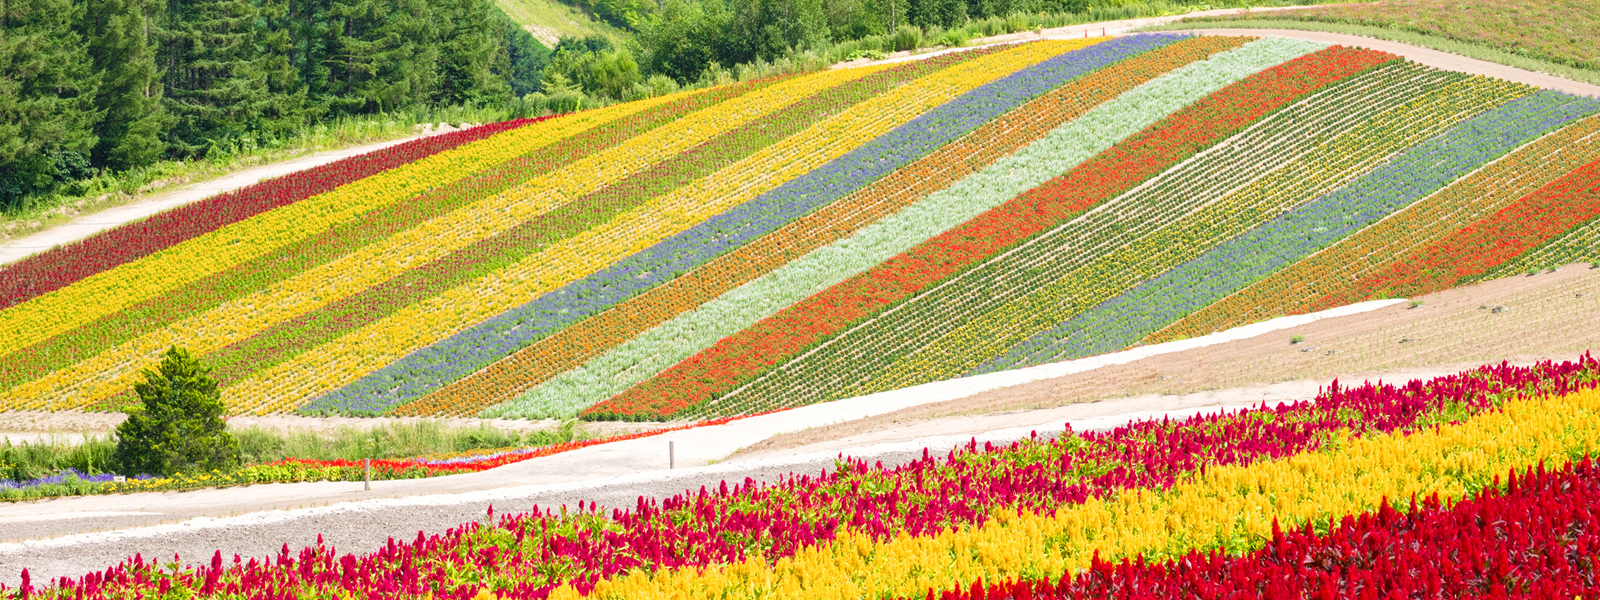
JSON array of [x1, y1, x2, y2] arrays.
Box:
[[0, 300, 1400, 585]]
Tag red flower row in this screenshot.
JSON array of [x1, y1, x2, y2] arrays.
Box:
[[926, 458, 1600, 600], [587, 45, 1395, 420], [1331, 156, 1600, 303], [0, 117, 546, 309]]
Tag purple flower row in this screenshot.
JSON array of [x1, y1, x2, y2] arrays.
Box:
[[0, 469, 155, 492], [983, 90, 1600, 371], [300, 34, 1190, 416]]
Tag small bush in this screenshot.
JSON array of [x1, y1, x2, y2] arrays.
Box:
[[892, 25, 924, 52], [112, 347, 239, 477]]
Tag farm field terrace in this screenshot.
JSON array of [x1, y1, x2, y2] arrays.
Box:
[[2, 34, 1599, 423]]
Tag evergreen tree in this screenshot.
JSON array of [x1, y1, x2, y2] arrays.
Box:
[[159, 0, 304, 158], [84, 0, 171, 170], [0, 0, 101, 209], [112, 347, 240, 477], [433, 0, 508, 107], [320, 0, 437, 114], [499, 13, 549, 97]]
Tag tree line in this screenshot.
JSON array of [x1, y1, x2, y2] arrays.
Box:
[[3, 0, 1171, 209], [0, 0, 549, 207]]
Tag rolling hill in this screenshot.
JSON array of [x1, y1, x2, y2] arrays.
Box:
[[2, 34, 1597, 422]]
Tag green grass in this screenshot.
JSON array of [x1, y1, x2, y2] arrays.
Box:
[[1140, 0, 1600, 86], [492, 0, 626, 48], [0, 419, 585, 483]]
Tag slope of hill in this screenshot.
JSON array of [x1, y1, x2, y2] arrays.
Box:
[[1153, 0, 1600, 85], [1, 34, 1597, 423], [493, 0, 625, 48]]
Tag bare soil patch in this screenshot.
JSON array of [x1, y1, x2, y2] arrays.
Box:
[[736, 265, 1600, 456]]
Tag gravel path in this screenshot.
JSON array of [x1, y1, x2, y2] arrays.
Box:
[[0, 433, 1014, 587], [0, 301, 1397, 586], [1145, 28, 1600, 97]]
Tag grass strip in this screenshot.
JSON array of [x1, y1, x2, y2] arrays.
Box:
[[396, 35, 1231, 418], [584, 40, 1352, 421], [0, 81, 771, 409]]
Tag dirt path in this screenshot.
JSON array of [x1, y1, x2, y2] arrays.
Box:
[[1147, 28, 1600, 97], [833, 5, 1325, 70], [0, 126, 469, 267]]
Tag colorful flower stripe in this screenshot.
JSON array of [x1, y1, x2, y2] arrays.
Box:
[[0, 79, 771, 408], [849, 53, 1422, 392], [0, 117, 536, 310], [1147, 111, 1600, 344], [961, 74, 1531, 377], [188, 51, 988, 394], [12, 66, 884, 410], [397, 35, 1237, 418], [18, 354, 1595, 600], [1488, 214, 1600, 276], [928, 459, 1600, 600], [580, 39, 1350, 421], [476, 34, 1235, 422], [992, 90, 1600, 368], [741, 70, 1513, 407], [0, 96, 681, 355], [1327, 157, 1600, 302], [562, 382, 1600, 599], [223, 41, 1077, 415], [698, 47, 1414, 417]]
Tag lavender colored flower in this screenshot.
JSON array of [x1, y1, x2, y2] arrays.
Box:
[[979, 90, 1600, 372], [302, 34, 1190, 416]]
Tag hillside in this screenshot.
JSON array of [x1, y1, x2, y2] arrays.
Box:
[[493, 0, 625, 48], [1159, 0, 1600, 85], [0, 34, 1597, 424]]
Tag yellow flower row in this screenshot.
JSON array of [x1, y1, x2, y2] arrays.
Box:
[[7, 67, 886, 410], [225, 41, 1084, 414], [862, 76, 1530, 391], [1157, 111, 1600, 332], [0, 96, 682, 356], [553, 385, 1600, 599]]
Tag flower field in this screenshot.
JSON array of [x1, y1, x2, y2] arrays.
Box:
[[4, 34, 1600, 421], [10, 354, 1600, 599]]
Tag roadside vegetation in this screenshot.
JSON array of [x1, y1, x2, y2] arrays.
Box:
[[0, 420, 588, 500], [0, 348, 588, 499], [1147, 0, 1600, 85]]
